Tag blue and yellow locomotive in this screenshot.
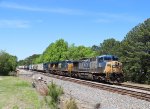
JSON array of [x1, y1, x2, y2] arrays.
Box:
[[43, 55, 124, 83], [20, 55, 124, 83]]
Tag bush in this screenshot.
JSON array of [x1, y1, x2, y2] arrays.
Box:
[[44, 81, 63, 109], [0, 51, 17, 76], [64, 98, 78, 109]]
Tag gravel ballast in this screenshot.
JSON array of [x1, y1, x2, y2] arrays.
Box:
[[19, 70, 150, 109]]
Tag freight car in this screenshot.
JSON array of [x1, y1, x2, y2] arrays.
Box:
[[19, 55, 124, 83]]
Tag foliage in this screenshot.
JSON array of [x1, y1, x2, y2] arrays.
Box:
[[41, 39, 68, 63], [0, 51, 17, 75], [18, 54, 40, 65], [120, 18, 150, 84], [65, 44, 97, 60], [35, 39, 96, 63], [44, 81, 63, 109], [33, 55, 43, 64], [98, 38, 121, 56], [64, 98, 78, 109]]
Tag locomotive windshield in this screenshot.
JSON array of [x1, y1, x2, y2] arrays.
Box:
[[104, 56, 112, 61], [98, 55, 119, 62], [112, 56, 118, 61]]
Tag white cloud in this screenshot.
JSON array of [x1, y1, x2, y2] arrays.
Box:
[[0, 1, 141, 23], [94, 13, 142, 23], [0, 1, 82, 15], [0, 20, 30, 28], [99, 13, 139, 22]]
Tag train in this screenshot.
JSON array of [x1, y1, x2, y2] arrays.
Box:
[[18, 55, 124, 83]]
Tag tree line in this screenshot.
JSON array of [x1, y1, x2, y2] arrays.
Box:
[[18, 18, 150, 84]]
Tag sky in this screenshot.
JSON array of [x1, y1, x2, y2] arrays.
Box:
[[0, 0, 150, 60]]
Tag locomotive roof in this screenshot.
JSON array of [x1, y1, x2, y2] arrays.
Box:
[[43, 55, 118, 65], [96, 55, 118, 58]]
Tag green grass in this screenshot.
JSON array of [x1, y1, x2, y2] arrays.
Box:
[[0, 76, 42, 109]]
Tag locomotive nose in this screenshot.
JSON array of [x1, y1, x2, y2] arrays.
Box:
[[112, 61, 122, 74]]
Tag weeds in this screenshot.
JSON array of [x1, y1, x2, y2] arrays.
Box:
[[44, 81, 63, 109], [64, 98, 78, 109]]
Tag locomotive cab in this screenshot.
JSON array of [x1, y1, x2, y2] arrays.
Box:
[[97, 55, 124, 83], [105, 61, 124, 83]]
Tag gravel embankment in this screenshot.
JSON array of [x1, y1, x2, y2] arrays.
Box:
[[19, 70, 150, 109]]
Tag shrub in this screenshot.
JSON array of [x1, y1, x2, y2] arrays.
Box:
[[44, 81, 63, 109], [0, 51, 17, 76], [64, 98, 78, 109]]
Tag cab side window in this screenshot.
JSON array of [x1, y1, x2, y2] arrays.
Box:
[[98, 57, 103, 62], [104, 56, 111, 61]]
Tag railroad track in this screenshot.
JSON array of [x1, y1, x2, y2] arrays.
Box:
[[34, 72, 150, 102], [23, 70, 150, 102], [119, 84, 150, 92]]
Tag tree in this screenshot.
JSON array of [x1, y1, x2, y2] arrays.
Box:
[[63, 44, 96, 60], [98, 38, 121, 56], [91, 45, 99, 55], [18, 54, 40, 65], [41, 39, 68, 63], [121, 18, 150, 84], [0, 51, 17, 75]]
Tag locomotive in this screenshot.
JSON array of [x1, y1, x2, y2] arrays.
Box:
[[20, 55, 124, 83]]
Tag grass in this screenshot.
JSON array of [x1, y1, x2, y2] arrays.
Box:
[[0, 76, 42, 109]]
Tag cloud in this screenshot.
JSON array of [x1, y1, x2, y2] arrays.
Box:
[[94, 13, 141, 23], [0, 20, 30, 28], [0, 1, 82, 15], [100, 13, 139, 22], [0, 1, 141, 23]]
